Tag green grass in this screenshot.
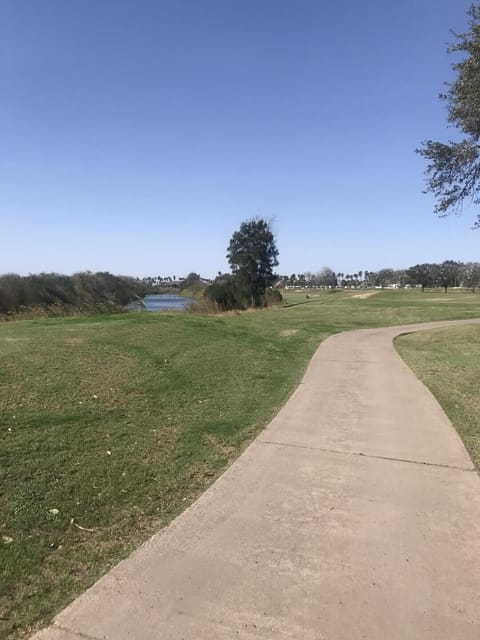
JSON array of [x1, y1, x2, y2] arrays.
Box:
[[1, 289, 480, 639], [178, 281, 207, 299], [396, 324, 480, 471]]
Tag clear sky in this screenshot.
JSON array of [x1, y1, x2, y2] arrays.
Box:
[[1, 0, 478, 278]]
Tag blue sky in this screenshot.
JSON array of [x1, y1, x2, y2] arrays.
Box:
[[1, 0, 477, 278]]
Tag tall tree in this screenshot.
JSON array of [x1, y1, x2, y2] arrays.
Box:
[[227, 218, 279, 307], [406, 263, 436, 292], [463, 261, 480, 291], [297, 273, 307, 288], [418, 5, 480, 226], [374, 268, 395, 289], [316, 267, 337, 288], [438, 260, 461, 292]]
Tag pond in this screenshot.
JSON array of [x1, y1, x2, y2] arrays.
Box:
[[141, 294, 194, 312]]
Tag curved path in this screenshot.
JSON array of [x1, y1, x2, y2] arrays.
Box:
[[34, 320, 480, 640]]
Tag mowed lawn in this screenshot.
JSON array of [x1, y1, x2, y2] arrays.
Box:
[[396, 323, 480, 471], [1, 289, 480, 639]]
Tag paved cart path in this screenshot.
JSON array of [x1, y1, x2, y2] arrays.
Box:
[[34, 320, 480, 640]]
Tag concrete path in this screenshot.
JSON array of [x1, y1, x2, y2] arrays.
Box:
[[33, 320, 480, 640]]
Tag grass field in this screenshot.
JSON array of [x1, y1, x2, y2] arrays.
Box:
[[1, 289, 480, 639], [396, 324, 480, 471]]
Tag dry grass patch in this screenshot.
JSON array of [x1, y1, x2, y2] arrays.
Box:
[[350, 292, 378, 299]]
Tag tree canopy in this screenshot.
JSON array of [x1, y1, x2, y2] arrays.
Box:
[[418, 4, 480, 226], [226, 218, 279, 307]]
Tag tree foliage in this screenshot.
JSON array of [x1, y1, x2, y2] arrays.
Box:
[[463, 261, 480, 290], [373, 268, 395, 289], [204, 273, 245, 310], [406, 260, 462, 292], [437, 260, 461, 292], [406, 263, 436, 292], [316, 267, 338, 288], [418, 4, 480, 226], [226, 218, 279, 307]]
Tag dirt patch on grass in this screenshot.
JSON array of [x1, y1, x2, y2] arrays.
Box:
[[280, 329, 299, 337], [351, 292, 378, 299], [204, 434, 236, 457]]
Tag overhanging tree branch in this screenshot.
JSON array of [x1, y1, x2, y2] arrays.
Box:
[[418, 4, 480, 227]]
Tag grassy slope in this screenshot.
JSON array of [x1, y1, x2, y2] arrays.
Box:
[[396, 324, 480, 471], [178, 281, 207, 299], [1, 289, 480, 639]]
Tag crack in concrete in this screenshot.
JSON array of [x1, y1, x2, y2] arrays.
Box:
[[259, 439, 475, 472]]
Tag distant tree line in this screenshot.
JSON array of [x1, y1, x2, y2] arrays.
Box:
[[142, 273, 211, 289], [278, 261, 480, 293], [0, 271, 155, 317]]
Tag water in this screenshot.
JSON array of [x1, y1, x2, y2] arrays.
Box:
[[141, 294, 194, 312]]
